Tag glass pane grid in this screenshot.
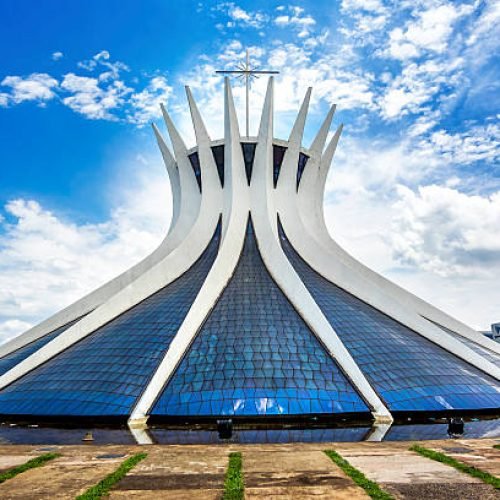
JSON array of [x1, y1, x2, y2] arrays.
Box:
[[279, 223, 500, 413], [0, 318, 81, 377], [0, 224, 221, 416], [151, 219, 369, 417]]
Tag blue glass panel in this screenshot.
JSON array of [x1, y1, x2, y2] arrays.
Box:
[[151, 219, 369, 417], [188, 152, 202, 191], [279, 223, 500, 412], [0, 223, 221, 417], [0, 318, 82, 377], [428, 320, 500, 367], [241, 143, 256, 185], [296, 152, 309, 190], [211, 145, 224, 187], [273, 144, 287, 188]]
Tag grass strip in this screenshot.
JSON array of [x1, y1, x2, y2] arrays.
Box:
[[324, 450, 394, 500], [0, 452, 61, 484], [493, 444, 500, 450], [223, 451, 244, 500], [76, 452, 147, 500], [410, 444, 500, 490]]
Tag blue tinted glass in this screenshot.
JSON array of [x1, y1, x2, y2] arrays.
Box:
[[151, 219, 369, 417], [273, 145, 287, 188], [211, 145, 224, 187], [188, 152, 202, 191], [296, 153, 309, 190], [0, 223, 221, 417], [279, 223, 500, 412], [241, 143, 256, 185], [428, 320, 500, 367], [0, 318, 82, 377]]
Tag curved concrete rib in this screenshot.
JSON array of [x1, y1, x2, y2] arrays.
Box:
[[284, 110, 500, 378], [129, 78, 249, 424], [298, 117, 500, 356], [0, 103, 223, 391], [251, 78, 393, 423], [0, 114, 202, 360]]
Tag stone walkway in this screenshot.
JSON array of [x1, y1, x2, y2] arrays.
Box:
[[0, 439, 497, 499]]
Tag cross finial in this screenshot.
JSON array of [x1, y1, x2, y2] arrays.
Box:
[[216, 49, 279, 137]]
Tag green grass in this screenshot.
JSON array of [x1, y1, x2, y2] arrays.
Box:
[[76, 452, 147, 500], [0, 452, 61, 484], [223, 452, 244, 500], [493, 444, 500, 450], [324, 450, 394, 500], [410, 444, 500, 490]]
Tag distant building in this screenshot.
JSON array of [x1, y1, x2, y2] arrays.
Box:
[[492, 323, 500, 341]]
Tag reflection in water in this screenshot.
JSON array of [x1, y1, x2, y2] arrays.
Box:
[[0, 418, 498, 445]]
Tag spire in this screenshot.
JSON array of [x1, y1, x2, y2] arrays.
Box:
[[277, 88, 311, 191], [186, 86, 211, 144], [257, 77, 274, 142], [320, 123, 343, 175], [310, 104, 336, 155], [160, 103, 188, 160]]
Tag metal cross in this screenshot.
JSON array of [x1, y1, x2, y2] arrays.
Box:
[[216, 49, 279, 137]]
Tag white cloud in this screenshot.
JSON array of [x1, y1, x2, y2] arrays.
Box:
[[61, 73, 132, 120], [128, 76, 172, 125], [419, 123, 500, 165], [466, 0, 500, 47], [0, 320, 33, 345], [385, 3, 474, 61], [391, 184, 500, 277], [341, 0, 387, 15], [0, 155, 170, 345], [0, 73, 58, 106], [379, 57, 464, 119], [214, 2, 268, 29], [77, 50, 129, 80], [51, 51, 64, 61], [274, 5, 316, 38]]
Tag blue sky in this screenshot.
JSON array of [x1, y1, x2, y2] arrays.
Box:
[[0, 0, 499, 341]]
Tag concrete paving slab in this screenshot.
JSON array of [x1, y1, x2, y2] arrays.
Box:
[[430, 439, 500, 478], [383, 481, 499, 500], [245, 485, 368, 499], [345, 452, 482, 484], [243, 449, 368, 498], [110, 488, 222, 499], [0, 439, 497, 499], [0, 455, 37, 474], [109, 446, 227, 498], [0, 446, 136, 499]]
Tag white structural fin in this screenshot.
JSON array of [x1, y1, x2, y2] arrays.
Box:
[[276, 87, 311, 192], [310, 104, 336, 155], [297, 109, 500, 357], [282, 111, 500, 376], [129, 78, 250, 424], [152, 122, 181, 232], [0, 115, 202, 360], [0, 98, 222, 392], [250, 78, 393, 423]]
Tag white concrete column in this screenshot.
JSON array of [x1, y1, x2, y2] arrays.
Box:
[[0, 109, 202, 359], [0, 99, 223, 391], [250, 78, 393, 423], [297, 116, 500, 357], [282, 119, 500, 378], [128, 78, 251, 425]]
